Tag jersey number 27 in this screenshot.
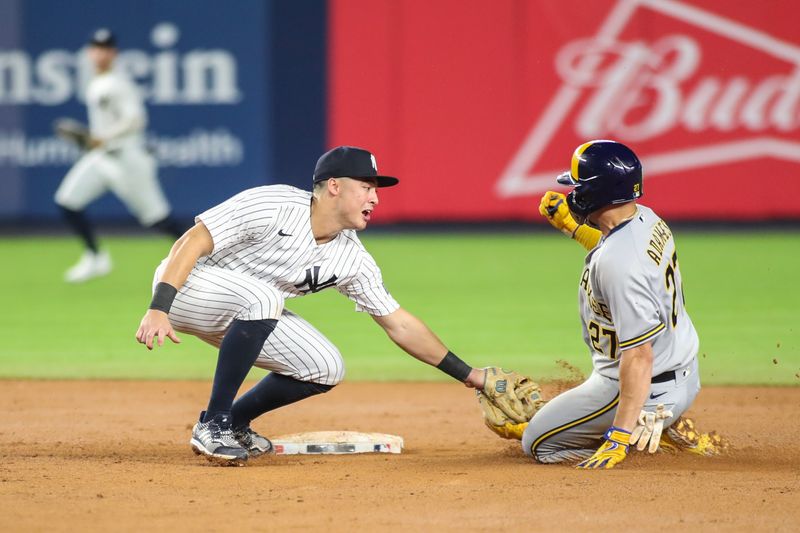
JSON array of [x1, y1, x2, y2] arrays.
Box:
[[664, 250, 685, 328]]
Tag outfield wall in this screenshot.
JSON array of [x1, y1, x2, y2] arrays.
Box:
[[0, 0, 325, 223], [329, 0, 800, 222], [1, 0, 799, 224]]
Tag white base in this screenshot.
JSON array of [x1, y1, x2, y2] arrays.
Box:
[[272, 431, 403, 455]]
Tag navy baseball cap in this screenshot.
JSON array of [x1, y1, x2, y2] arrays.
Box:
[[313, 146, 399, 188], [89, 28, 116, 48]]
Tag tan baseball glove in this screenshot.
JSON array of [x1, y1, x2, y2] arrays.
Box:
[[477, 367, 545, 440], [53, 117, 92, 150]]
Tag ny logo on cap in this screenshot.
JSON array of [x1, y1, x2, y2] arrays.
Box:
[[370, 154, 377, 171]]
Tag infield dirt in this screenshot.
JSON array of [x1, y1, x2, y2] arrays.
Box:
[[1, 381, 797, 531]]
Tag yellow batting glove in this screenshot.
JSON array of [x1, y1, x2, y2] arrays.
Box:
[[539, 191, 577, 237], [576, 427, 631, 470], [538, 191, 602, 251]]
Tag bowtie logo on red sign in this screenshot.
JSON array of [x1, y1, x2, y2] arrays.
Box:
[[497, 0, 800, 198]]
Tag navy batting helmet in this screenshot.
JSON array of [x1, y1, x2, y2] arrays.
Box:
[[556, 140, 642, 220]]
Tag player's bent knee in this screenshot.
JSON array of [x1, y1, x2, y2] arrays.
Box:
[[522, 422, 567, 463], [318, 361, 345, 387], [326, 373, 344, 387], [312, 344, 345, 386], [521, 425, 537, 458], [240, 289, 284, 321], [54, 192, 82, 211]]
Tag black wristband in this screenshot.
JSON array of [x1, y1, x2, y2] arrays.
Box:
[[436, 351, 472, 382], [149, 282, 178, 314]]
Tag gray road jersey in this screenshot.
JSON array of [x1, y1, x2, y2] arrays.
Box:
[[195, 185, 399, 316], [577, 205, 699, 379]]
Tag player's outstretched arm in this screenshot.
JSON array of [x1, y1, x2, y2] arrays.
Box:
[[135, 222, 214, 350], [539, 191, 602, 251], [370, 308, 485, 388]]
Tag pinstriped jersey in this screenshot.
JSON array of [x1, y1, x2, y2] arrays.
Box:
[[577, 205, 699, 379], [86, 70, 147, 149], [195, 185, 399, 316]]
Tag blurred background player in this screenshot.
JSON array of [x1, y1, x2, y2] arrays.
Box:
[[54, 28, 184, 283]]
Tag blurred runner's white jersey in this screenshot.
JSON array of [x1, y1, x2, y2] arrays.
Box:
[[86, 69, 147, 149]]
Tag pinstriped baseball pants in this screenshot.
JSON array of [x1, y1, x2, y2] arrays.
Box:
[[153, 262, 345, 386]]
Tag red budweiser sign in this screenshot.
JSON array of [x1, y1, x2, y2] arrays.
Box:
[[330, 0, 800, 221]]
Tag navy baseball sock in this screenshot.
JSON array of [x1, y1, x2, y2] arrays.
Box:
[[204, 318, 278, 422], [150, 215, 186, 239], [231, 372, 334, 429], [60, 206, 98, 253]]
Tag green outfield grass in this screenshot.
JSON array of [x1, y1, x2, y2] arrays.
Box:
[[0, 231, 798, 384]]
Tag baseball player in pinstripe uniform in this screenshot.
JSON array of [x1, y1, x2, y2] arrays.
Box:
[[135, 146, 486, 464], [55, 29, 183, 283], [526, 140, 722, 469]]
